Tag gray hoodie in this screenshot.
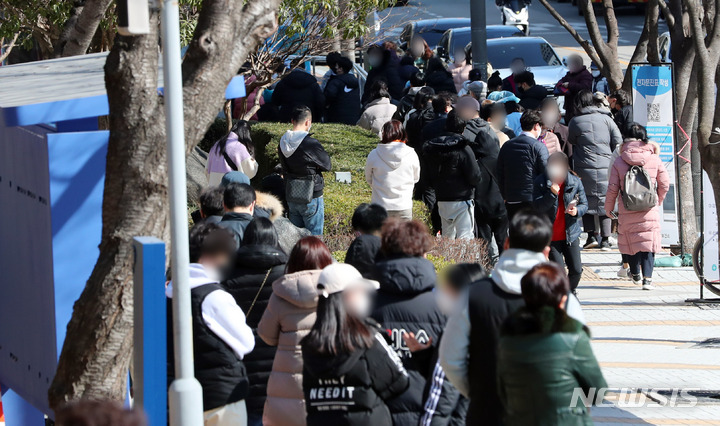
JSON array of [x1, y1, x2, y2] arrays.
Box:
[[279, 130, 309, 158]]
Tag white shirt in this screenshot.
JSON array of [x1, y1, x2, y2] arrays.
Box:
[[166, 263, 255, 359]]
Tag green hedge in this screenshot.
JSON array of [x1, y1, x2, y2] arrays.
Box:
[[199, 119, 431, 237]]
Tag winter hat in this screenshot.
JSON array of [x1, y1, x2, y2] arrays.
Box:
[[221, 171, 251, 187], [317, 263, 380, 298], [468, 81, 487, 100]]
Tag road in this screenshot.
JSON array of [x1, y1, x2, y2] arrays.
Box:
[[379, 0, 667, 66]]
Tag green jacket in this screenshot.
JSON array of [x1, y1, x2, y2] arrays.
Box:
[[497, 306, 607, 426]]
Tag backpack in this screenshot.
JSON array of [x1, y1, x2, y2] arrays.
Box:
[[621, 165, 658, 211]]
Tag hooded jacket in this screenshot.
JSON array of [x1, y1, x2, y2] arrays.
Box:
[[438, 249, 586, 425], [396, 86, 423, 121], [497, 133, 549, 203], [273, 69, 326, 122], [518, 84, 549, 111], [605, 139, 670, 255], [357, 97, 398, 138], [464, 121, 505, 219], [498, 307, 607, 426], [423, 134, 482, 202], [324, 73, 361, 125], [279, 131, 332, 199], [568, 106, 623, 215], [302, 328, 410, 426], [533, 172, 589, 244], [371, 256, 446, 426], [223, 244, 289, 416], [254, 191, 312, 255], [365, 141, 421, 211], [258, 270, 322, 426], [406, 106, 436, 152]]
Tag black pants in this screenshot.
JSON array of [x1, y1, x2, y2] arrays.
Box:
[[582, 215, 612, 239], [476, 214, 509, 256], [628, 252, 655, 278], [549, 239, 583, 290], [505, 202, 533, 222]]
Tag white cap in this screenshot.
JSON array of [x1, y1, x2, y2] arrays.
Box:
[[317, 263, 380, 298]]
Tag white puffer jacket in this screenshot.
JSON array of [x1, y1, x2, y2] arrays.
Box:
[[365, 141, 420, 211]]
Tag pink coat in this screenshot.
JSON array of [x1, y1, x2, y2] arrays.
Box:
[[605, 139, 670, 255]]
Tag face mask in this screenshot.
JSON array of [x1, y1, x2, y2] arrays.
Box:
[[348, 293, 371, 318], [542, 110, 559, 127], [435, 289, 457, 315], [367, 55, 382, 68], [454, 51, 466, 64], [547, 165, 566, 182], [592, 70, 601, 78]]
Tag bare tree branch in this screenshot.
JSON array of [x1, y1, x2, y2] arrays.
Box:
[[658, 0, 677, 32], [58, 0, 113, 57], [536, 0, 601, 64], [0, 32, 19, 63]]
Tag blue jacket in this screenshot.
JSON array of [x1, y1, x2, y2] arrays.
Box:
[[532, 172, 588, 243], [497, 134, 549, 203]]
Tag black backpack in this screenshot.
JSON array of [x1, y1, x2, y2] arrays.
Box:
[[621, 165, 658, 211]]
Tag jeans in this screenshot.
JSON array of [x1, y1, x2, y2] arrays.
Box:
[[476, 214, 509, 259], [629, 251, 655, 279], [582, 215, 612, 239], [288, 196, 324, 236], [437, 200, 475, 239], [505, 201, 533, 221], [549, 239, 583, 290]]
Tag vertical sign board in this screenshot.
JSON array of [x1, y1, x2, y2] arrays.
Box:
[[631, 64, 679, 246], [703, 172, 720, 281]]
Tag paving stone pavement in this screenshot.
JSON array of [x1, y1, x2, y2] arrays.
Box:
[[577, 247, 720, 425]]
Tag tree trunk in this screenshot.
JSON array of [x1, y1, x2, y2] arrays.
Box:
[[48, 0, 280, 407], [0, 33, 20, 63], [58, 0, 114, 57]]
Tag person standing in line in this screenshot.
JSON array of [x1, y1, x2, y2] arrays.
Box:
[[447, 46, 473, 93], [358, 80, 399, 138], [438, 210, 586, 426], [425, 57, 458, 94], [370, 219, 446, 426], [568, 90, 623, 250], [539, 98, 570, 157], [395, 71, 427, 121], [533, 152, 588, 293], [482, 102, 511, 146], [496, 110, 549, 220], [272, 60, 326, 123], [301, 263, 410, 426], [591, 62, 610, 95], [423, 110, 482, 239], [206, 120, 259, 187], [366, 120, 421, 220], [345, 204, 388, 278], [497, 263, 607, 425], [219, 182, 257, 245], [278, 106, 332, 236], [324, 56, 361, 125], [555, 54, 593, 123], [502, 58, 526, 95], [457, 68, 484, 97], [404, 86, 436, 146], [515, 71, 548, 111], [258, 236, 334, 426], [605, 124, 670, 290], [223, 218, 289, 426], [364, 43, 405, 103], [197, 187, 225, 225], [166, 223, 255, 425], [609, 89, 634, 137]]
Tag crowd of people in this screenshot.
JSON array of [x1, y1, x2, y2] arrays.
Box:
[[169, 40, 673, 426]]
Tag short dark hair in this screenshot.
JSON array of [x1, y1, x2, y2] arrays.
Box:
[[505, 100, 522, 115], [520, 109, 543, 131], [445, 263, 486, 292], [515, 70, 535, 86], [521, 262, 570, 311], [327, 51, 342, 70], [381, 218, 434, 257], [626, 122, 648, 142], [199, 187, 224, 217], [223, 183, 256, 209], [445, 109, 466, 134], [573, 89, 595, 111], [410, 71, 426, 87], [351, 203, 388, 234], [381, 120, 407, 144], [286, 236, 334, 273], [56, 400, 147, 426], [508, 209, 552, 252], [432, 92, 455, 114], [242, 217, 281, 250], [189, 222, 236, 263], [290, 105, 312, 123], [414, 86, 436, 110], [337, 56, 353, 74], [610, 89, 631, 107]]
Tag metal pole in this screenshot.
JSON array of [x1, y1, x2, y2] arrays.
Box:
[[471, 0, 489, 81], [161, 0, 204, 424]]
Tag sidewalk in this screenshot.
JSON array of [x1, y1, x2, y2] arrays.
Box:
[[578, 247, 720, 425]]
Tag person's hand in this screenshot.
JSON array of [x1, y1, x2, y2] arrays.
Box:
[[403, 332, 432, 353], [550, 183, 561, 195], [562, 82, 569, 88], [568, 206, 578, 216]]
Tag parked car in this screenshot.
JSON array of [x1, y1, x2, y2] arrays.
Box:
[[399, 18, 472, 50], [467, 37, 567, 96], [436, 25, 525, 61]]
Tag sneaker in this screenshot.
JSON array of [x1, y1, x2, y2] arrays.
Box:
[[642, 279, 656, 290], [600, 239, 612, 251], [616, 266, 631, 279], [631, 274, 642, 286], [583, 236, 599, 249]]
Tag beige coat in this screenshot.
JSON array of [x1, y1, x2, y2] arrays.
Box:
[[258, 270, 321, 426], [357, 97, 397, 138]]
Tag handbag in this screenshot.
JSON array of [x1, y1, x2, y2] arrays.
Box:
[[554, 82, 569, 96], [286, 175, 315, 204]]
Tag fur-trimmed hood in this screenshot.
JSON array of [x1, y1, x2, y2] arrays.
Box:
[[255, 191, 283, 221]]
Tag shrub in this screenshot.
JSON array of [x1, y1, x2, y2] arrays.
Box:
[[428, 237, 493, 273]]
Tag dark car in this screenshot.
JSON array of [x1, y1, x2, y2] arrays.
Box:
[[399, 18, 472, 50], [436, 25, 525, 60]]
